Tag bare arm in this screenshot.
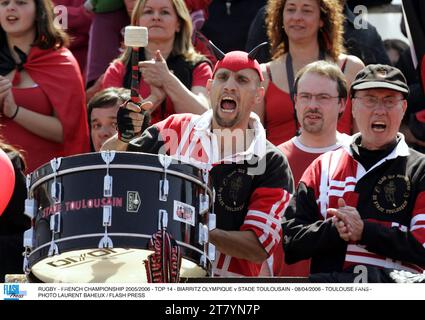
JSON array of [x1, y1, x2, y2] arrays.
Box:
[[209, 229, 268, 264], [2, 90, 63, 143], [165, 81, 209, 115], [139, 50, 209, 115], [143, 85, 166, 113]]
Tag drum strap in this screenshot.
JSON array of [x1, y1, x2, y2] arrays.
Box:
[[145, 229, 182, 283]]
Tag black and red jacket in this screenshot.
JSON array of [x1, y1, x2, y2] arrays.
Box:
[[284, 134, 425, 274], [128, 111, 294, 276]]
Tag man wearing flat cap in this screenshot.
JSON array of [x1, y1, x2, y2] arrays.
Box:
[[283, 64, 425, 282]]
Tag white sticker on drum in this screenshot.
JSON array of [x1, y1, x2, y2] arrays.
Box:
[[173, 200, 195, 226]]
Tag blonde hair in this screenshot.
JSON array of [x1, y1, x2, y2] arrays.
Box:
[[266, 0, 345, 61], [120, 0, 204, 63]]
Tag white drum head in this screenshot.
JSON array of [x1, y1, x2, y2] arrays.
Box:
[[31, 248, 207, 283]]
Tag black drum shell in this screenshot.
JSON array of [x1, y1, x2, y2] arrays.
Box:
[[27, 152, 212, 280]]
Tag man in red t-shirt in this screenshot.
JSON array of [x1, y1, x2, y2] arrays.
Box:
[[276, 60, 351, 277]]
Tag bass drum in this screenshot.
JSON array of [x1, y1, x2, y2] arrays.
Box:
[[25, 152, 213, 283]]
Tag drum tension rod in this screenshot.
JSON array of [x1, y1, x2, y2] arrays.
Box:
[[99, 205, 114, 249], [22, 229, 34, 275], [208, 213, 216, 263], [23, 173, 36, 273], [99, 151, 116, 249], [50, 158, 62, 204], [199, 166, 216, 268], [158, 209, 169, 230], [23, 172, 37, 275], [101, 150, 115, 197], [199, 168, 210, 215], [48, 213, 61, 256], [47, 158, 62, 257], [208, 187, 217, 263], [159, 154, 172, 202], [198, 223, 209, 245], [24, 174, 37, 219]]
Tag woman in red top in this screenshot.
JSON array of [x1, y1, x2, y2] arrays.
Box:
[[255, 0, 364, 146], [0, 0, 90, 172], [102, 0, 212, 125]]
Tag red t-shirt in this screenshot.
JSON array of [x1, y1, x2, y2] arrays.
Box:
[[275, 134, 350, 277], [264, 82, 353, 146], [2, 87, 63, 172], [1, 47, 90, 173], [102, 60, 212, 124]]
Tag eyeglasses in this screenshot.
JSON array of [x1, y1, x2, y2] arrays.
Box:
[[353, 95, 404, 110], [295, 93, 340, 106]]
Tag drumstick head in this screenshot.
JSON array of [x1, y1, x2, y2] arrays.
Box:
[[124, 26, 148, 47]]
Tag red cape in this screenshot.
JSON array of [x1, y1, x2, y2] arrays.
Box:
[[21, 46, 90, 157]]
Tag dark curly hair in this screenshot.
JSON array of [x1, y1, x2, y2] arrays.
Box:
[[266, 0, 345, 61]]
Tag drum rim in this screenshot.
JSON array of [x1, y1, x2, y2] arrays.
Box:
[[28, 232, 210, 264], [29, 164, 212, 197]]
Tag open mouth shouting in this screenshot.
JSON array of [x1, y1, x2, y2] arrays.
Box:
[[220, 96, 237, 114], [371, 121, 387, 132]]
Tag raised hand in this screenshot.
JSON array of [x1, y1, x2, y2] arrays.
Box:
[[139, 50, 172, 88], [117, 99, 152, 143]]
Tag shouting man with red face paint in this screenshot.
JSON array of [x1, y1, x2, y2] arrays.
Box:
[[102, 43, 294, 278]]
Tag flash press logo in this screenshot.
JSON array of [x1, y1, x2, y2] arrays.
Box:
[[3, 284, 27, 300]]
